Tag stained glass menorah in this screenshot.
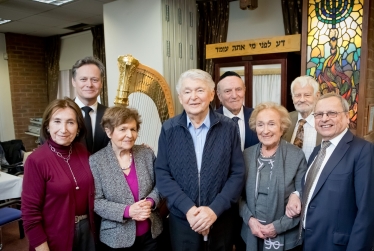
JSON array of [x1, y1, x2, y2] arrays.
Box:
[[315, 0, 354, 29]]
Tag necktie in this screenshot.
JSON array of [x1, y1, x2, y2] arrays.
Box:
[[293, 119, 306, 149], [82, 106, 93, 153], [298, 141, 332, 239], [232, 117, 241, 142]]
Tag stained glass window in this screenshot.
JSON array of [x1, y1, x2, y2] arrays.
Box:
[[306, 0, 363, 128]]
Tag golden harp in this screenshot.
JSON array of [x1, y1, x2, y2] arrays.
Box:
[[114, 55, 175, 152]]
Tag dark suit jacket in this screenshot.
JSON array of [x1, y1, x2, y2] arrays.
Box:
[[303, 130, 374, 251], [90, 103, 110, 154], [283, 111, 322, 145], [216, 106, 259, 149]]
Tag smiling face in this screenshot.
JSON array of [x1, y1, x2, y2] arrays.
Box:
[[107, 119, 138, 153], [48, 107, 78, 146], [72, 64, 102, 106], [255, 108, 283, 150], [292, 82, 319, 118], [217, 76, 245, 115], [178, 78, 215, 120], [314, 96, 349, 141]]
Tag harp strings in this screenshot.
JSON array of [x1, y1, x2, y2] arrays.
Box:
[[128, 71, 162, 155]]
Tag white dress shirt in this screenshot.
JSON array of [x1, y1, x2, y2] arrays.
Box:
[[303, 128, 348, 228], [75, 97, 98, 139], [290, 113, 317, 161], [222, 106, 245, 151]]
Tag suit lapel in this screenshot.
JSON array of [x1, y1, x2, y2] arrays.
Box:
[[94, 104, 104, 141], [132, 146, 144, 199], [105, 145, 133, 201], [246, 145, 260, 211], [283, 111, 298, 142], [310, 131, 352, 201], [243, 106, 250, 148]]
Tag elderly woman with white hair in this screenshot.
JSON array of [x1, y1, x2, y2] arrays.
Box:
[[239, 102, 307, 251]]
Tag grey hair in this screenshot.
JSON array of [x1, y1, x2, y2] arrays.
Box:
[[318, 92, 349, 112], [291, 76, 320, 96], [176, 69, 215, 94], [72, 56, 105, 79]]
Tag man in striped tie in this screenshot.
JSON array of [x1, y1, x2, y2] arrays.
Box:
[[283, 76, 321, 162]]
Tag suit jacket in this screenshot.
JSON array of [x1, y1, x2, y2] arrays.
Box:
[[89, 144, 162, 249], [90, 103, 110, 154], [303, 130, 374, 251], [216, 106, 259, 149], [240, 140, 307, 250], [283, 111, 322, 146]]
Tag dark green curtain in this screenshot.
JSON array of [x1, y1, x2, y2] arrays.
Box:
[[45, 36, 61, 102], [91, 24, 108, 106], [197, 0, 230, 77], [281, 0, 302, 35]]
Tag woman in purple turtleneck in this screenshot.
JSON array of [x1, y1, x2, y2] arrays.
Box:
[[22, 97, 96, 251], [89, 106, 162, 251]]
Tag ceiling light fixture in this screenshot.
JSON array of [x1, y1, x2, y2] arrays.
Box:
[[32, 0, 75, 6], [0, 18, 11, 25]]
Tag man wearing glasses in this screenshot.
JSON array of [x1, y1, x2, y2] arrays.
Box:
[[283, 76, 322, 161], [287, 92, 374, 251]]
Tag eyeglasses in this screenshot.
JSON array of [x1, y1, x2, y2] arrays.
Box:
[[313, 111, 346, 119]]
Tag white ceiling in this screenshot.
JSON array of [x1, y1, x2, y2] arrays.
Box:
[[0, 0, 116, 37]]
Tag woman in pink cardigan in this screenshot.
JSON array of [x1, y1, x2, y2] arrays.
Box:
[[22, 98, 96, 251]]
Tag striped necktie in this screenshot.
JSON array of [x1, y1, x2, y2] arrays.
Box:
[[298, 141, 332, 240]]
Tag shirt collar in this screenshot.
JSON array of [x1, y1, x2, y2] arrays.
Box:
[[186, 110, 211, 129], [297, 112, 315, 128], [323, 128, 348, 147], [222, 106, 244, 121], [75, 97, 98, 113]]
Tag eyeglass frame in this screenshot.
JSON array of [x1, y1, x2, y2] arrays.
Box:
[[313, 111, 347, 119]]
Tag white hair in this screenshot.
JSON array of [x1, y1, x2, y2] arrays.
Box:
[[291, 76, 320, 96], [176, 69, 215, 94]]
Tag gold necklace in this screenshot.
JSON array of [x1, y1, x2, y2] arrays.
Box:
[[49, 144, 79, 190]]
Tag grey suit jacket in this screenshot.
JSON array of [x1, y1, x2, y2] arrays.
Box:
[[239, 140, 307, 250], [89, 144, 162, 248], [283, 111, 322, 146]]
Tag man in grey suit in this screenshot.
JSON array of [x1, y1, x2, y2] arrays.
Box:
[[283, 76, 321, 161], [72, 56, 110, 154]]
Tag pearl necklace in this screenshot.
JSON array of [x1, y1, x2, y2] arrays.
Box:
[[49, 144, 79, 190], [121, 152, 132, 171]]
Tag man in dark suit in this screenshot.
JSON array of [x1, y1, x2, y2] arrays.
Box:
[[215, 71, 258, 251], [288, 92, 374, 251], [215, 71, 259, 151], [283, 76, 322, 161], [72, 56, 110, 154]]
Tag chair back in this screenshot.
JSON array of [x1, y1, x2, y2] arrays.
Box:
[[0, 140, 25, 165]]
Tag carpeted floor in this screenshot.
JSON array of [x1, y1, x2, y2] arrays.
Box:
[[1, 221, 28, 251]]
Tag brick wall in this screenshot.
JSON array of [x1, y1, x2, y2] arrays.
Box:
[[5, 33, 48, 151], [364, 2, 374, 143]]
